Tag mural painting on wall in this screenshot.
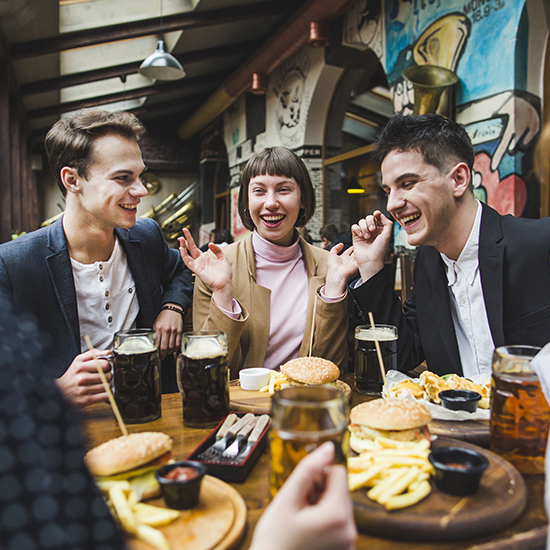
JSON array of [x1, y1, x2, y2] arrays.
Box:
[[224, 95, 247, 148], [384, 0, 540, 217], [270, 51, 311, 148], [344, 0, 385, 61]]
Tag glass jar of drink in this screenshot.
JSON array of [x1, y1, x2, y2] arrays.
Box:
[[177, 330, 230, 428], [269, 386, 349, 496], [490, 345, 549, 474]]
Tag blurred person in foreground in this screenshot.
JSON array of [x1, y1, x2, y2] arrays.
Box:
[[350, 113, 550, 379], [320, 223, 352, 254], [0, 300, 356, 550], [179, 147, 357, 377], [199, 228, 234, 252], [0, 110, 192, 406]]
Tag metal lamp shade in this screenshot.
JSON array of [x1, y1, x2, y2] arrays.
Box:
[[139, 40, 185, 81]]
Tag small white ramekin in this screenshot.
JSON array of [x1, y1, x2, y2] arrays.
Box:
[[239, 367, 272, 391]]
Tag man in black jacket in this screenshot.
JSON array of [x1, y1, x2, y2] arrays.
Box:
[[350, 113, 550, 377]]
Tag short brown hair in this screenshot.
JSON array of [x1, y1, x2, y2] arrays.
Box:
[[238, 147, 315, 231], [45, 110, 146, 196]]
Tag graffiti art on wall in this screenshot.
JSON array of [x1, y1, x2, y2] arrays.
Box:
[[270, 52, 311, 147], [383, 0, 538, 216], [344, 0, 385, 61]]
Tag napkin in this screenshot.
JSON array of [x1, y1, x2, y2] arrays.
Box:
[[528, 344, 550, 550], [382, 370, 491, 421]]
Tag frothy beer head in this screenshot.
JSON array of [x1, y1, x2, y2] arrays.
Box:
[[117, 336, 156, 355], [184, 337, 226, 360], [356, 326, 397, 342]]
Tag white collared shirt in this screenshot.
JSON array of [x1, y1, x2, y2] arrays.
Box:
[[440, 201, 494, 377], [71, 238, 139, 351]]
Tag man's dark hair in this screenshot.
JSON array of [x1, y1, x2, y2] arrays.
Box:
[[45, 109, 145, 197], [319, 223, 340, 242], [211, 228, 233, 245], [238, 147, 315, 231], [374, 113, 475, 173]]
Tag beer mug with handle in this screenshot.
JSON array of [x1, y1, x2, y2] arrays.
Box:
[[178, 330, 230, 428]]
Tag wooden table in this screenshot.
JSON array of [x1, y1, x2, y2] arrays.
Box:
[[80, 391, 548, 550]]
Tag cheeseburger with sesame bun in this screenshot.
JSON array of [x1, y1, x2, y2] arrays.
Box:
[[85, 432, 173, 500], [280, 356, 340, 387], [349, 399, 432, 453]]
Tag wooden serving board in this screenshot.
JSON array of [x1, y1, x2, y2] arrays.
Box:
[[129, 475, 247, 550], [229, 379, 352, 414], [429, 418, 490, 448], [352, 438, 527, 541]]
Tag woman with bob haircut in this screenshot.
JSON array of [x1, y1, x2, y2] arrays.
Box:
[[179, 147, 357, 377]]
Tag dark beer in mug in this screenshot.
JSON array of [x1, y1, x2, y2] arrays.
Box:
[[113, 330, 161, 424], [355, 325, 398, 395], [179, 331, 229, 428]]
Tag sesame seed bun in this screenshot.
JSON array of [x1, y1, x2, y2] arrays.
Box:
[[350, 398, 432, 431], [85, 432, 173, 477], [280, 357, 340, 385]]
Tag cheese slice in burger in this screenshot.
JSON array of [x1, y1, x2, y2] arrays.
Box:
[[85, 432, 173, 500], [349, 399, 432, 454]]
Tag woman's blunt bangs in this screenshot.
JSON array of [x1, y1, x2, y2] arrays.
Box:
[[238, 147, 315, 230]]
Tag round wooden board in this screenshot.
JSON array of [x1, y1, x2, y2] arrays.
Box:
[[230, 379, 352, 414], [352, 437, 527, 541], [429, 418, 490, 447], [128, 475, 247, 550]]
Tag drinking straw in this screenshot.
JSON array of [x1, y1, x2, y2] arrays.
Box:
[[308, 293, 318, 357], [84, 335, 128, 436], [368, 312, 386, 384]]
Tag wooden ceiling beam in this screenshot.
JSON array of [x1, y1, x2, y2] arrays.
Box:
[[11, 1, 295, 59], [19, 40, 261, 96], [26, 72, 228, 119]]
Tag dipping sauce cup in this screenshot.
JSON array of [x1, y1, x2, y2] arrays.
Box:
[[156, 461, 207, 509], [240, 368, 272, 391], [429, 447, 488, 496], [439, 390, 481, 413]]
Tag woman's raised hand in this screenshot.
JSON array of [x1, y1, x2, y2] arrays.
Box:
[[179, 229, 234, 310]]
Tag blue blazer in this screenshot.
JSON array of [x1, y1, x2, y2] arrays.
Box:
[[0, 216, 193, 378], [350, 203, 550, 376]]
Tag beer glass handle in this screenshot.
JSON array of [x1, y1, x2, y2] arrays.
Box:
[[176, 353, 184, 396]]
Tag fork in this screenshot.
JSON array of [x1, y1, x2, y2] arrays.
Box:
[[198, 413, 255, 459], [222, 417, 258, 458]]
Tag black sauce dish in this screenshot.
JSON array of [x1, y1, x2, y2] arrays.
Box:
[[429, 447, 488, 496], [439, 389, 481, 413], [155, 461, 208, 509]]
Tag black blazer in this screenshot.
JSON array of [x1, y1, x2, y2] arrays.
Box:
[[0, 216, 193, 378], [350, 204, 550, 376]]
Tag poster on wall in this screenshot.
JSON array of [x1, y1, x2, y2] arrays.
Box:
[[231, 186, 250, 241], [224, 95, 246, 148]]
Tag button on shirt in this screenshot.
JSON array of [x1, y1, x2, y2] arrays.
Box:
[[440, 201, 494, 377], [71, 238, 139, 351]]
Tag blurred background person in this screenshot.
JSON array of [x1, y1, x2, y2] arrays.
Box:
[[320, 223, 352, 254]]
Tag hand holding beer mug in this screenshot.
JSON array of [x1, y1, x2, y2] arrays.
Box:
[[270, 386, 349, 496], [112, 329, 162, 424], [355, 324, 398, 395], [490, 345, 549, 474], [177, 330, 230, 428]]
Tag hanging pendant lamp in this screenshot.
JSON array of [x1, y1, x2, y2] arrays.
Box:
[[139, 39, 186, 80]]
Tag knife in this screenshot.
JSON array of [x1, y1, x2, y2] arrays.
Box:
[[199, 413, 254, 458], [223, 416, 258, 457], [235, 414, 270, 460]]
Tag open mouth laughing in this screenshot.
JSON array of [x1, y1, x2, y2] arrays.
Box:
[[399, 213, 421, 228], [120, 204, 138, 212], [261, 214, 285, 227]]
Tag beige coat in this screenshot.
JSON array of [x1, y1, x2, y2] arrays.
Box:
[[193, 234, 349, 378]]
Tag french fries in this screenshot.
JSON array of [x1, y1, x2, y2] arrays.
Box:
[[259, 371, 288, 396], [348, 437, 434, 510], [99, 480, 179, 550]]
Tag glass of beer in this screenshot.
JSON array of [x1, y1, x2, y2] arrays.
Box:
[[177, 330, 230, 428], [355, 324, 398, 395], [269, 386, 349, 496], [113, 328, 161, 424], [490, 345, 549, 474]]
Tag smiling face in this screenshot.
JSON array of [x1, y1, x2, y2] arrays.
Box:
[[67, 133, 147, 231], [381, 149, 460, 252], [248, 174, 304, 246]]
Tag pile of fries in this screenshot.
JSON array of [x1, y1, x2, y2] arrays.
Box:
[[348, 436, 434, 511], [97, 480, 179, 550], [259, 371, 288, 396], [388, 370, 491, 409]]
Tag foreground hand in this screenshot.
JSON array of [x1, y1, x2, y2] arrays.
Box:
[[249, 442, 357, 550], [154, 306, 183, 360], [55, 349, 112, 408], [324, 244, 358, 297], [178, 228, 234, 310], [352, 210, 393, 282]]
